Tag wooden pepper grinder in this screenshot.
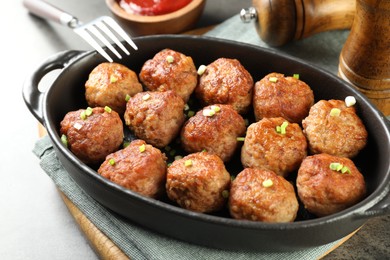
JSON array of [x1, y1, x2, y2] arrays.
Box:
[[240, 0, 356, 46], [338, 0, 390, 115]]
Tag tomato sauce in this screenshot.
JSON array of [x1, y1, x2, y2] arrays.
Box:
[[119, 0, 193, 16]]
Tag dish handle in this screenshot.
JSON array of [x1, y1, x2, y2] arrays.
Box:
[[22, 50, 84, 124], [354, 185, 390, 219]]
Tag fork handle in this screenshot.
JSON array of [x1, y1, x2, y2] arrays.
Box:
[[23, 0, 78, 28]]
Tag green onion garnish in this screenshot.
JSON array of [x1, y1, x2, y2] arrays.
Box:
[[123, 141, 130, 148], [237, 137, 245, 142], [293, 74, 300, 79], [276, 121, 289, 134], [61, 134, 68, 147], [166, 55, 174, 63], [109, 158, 115, 166], [139, 144, 146, 153], [269, 77, 278, 83], [85, 107, 93, 116], [330, 163, 351, 174], [187, 110, 195, 117], [125, 94, 131, 102], [262, 179, 273, 188], [222, 190, 229, 198], [104, 106, 112, 113], [80, 111, 87, 120], [184, 159, 193, 167], [197, 65, 207, 75], [330, 108, 341, 117]]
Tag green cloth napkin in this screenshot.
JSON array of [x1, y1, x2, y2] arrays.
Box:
[[32, 15, 353, 259]]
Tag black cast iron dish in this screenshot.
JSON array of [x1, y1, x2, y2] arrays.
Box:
[[23, 35, 390, 251]]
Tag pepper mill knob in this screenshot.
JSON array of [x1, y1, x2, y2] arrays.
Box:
[[338, 0, 390, 115], [241, 0, 356, 46]]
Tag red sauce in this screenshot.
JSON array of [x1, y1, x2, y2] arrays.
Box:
[[119, 0, 193, 16]]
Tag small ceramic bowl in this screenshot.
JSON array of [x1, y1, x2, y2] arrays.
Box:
[[106, 0, 206, 35]]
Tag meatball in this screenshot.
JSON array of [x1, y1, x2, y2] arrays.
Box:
[[195, 58, 254, 114], [60, 107, 124, 165], [98, 140, 167, 198], [139, 49, 197, 102], [85, 62, 143, 115], [166, 151, 231, 213], [253, 72, 314, 123], [124, 90, 185, 148], [297, 153, 366, 217], [180, 104, 246, 162], [241, 117, 307, 177], [302, 99, 368, 158], [229, 168, 298, 222]]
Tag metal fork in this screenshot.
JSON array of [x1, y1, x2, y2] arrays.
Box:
[[23, 0, 138, 62]]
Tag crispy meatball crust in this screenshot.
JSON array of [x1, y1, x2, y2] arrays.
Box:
[[253, 72, 314, 123], [241, 117, 307, 177], [124, 90, 185, 148], [180, 104, 246, 162], [302, 99, 368, 158], [85, 62, 143, 115], [60, 107, 124, 165], [139, 49, 197, 102], [98, 140, 167, 198], [195, 58, 254, 114], [166, 152, 231, 213], [229, 168, 299, 222], [296, 153, 366, 217]]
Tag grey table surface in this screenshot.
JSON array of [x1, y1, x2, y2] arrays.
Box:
[[1, 0, 388, 259]]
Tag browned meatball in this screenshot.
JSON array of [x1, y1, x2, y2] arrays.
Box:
[[195, 58, 254, 114], [180, 104, 246, 162], [253, 73, 314, 123], [85, 62, 143, 115], [98, 139, 167, 198], [296, 153, 366, 217], [166, 151, 231, 213], [302, 99, 368, 158], [139, 49, 197, 102], [229, 168, 298, 222], [124, 90, 185, 148], [60, 107, 124, 164], [241, 117, 307, 177]]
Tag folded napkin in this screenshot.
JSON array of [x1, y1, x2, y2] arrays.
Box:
[[33, 15, 352, 259]]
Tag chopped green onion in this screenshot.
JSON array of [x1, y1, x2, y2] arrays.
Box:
[[80, 111, 87, 120], [187, 110, 195, 117], [174, 155, 183, 161], [73, 122, 83, 130], [125, 94, 131, 102], [237, 137, 245, 142], [184, 159, 193, 167], [222, 190, 229, 198], [164, 145, 172, 152], [139, 144, 146, 153], [211, 105, 221, 112], [203, 108, 215, 117], [276, 121, 288, 134], [61, 134, 68, 147], [123, 141, 130, 148], [142, 93, 151, 101], [166, 55, 174, 63], [269, 77, 278, 83], [330, 108, 341, 117], [184, 104, 190, 111], [329, 162, 341, 171], [293, 74, 300, 79], [345, 96, 356, 107], [109, 158, 115, 166], [197, 65, 207, 75], [262, 179, 273, 188], [110, 74, 118, 83], [341, 166, 351, 174], [85, 107, 93, 116], [104, 106, 112, 113]]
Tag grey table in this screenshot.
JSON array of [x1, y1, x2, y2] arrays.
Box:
[[1, 0, 388, 259]]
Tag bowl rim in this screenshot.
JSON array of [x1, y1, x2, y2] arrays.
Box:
[[106, 0, 205, 23]]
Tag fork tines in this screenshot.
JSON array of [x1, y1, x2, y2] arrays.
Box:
[[74, 16, 137, 62]]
